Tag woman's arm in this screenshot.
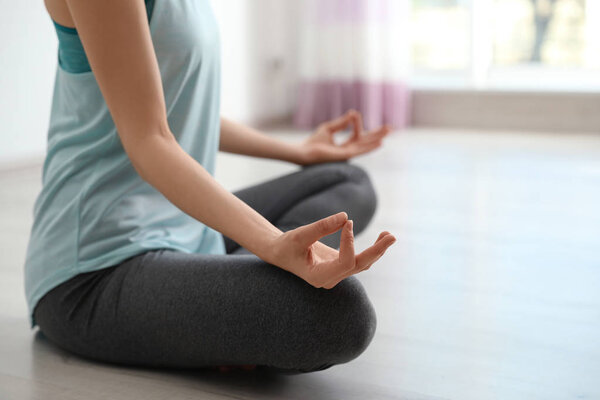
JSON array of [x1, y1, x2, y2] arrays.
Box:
[[220, 113, 392, 166], [66, 0, 395, 287], [65, 0, 281, 261], [219, 117, 307, 164]]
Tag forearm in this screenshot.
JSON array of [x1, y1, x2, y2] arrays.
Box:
[[132, 133, 282, 262], [219, 117, 307, 164]]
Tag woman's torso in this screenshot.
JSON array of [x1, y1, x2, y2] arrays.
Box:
[[25, 0, 225, 328]]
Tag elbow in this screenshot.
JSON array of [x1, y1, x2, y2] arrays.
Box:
[[126, 132, 178, 183], [131, 157, 150, 182], [128, 149, 151, 182]]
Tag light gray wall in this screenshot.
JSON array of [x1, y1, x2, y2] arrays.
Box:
[[0, 0, 57, 165]]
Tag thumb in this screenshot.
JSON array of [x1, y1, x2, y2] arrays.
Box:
[[294, 211, 348, 248]]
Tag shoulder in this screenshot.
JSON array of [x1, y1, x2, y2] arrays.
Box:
[[45, 0, 77, 29]]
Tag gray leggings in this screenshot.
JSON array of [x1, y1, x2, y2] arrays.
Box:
[[34, 160, 379, 373]]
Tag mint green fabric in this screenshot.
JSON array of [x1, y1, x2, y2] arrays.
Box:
[[25, 0, 225, 328], [52, 0, 156, 74]]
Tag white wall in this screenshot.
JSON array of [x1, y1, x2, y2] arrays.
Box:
[[0, 0, 300, 166], [212, 0, 300, 124], [211, 0, 252, 123], [0, 0, 57, 165]]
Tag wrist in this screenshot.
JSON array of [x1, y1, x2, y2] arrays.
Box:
[[293, 143, 313, 166], [251, 224, 284, 264]]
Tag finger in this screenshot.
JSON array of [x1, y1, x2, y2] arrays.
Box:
[[326, 110, 364, 139], [323, 230, 392, 287], [349, 140, 383, 158], [335, 110, 364, 146], [355, 234, 396, 270], [325, 113, 354, 133], [376, 231, 390, 242], [362, 125, 391, 143], [339, 219, 355, 266], [359, 260, 376, 272], [347, 109, 363, 141], [294, 211, 348, 248], [358, 245, 389, 272], [350, 232, 391, 274]]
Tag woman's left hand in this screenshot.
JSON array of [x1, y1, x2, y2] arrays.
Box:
[[298, 109, 392, 165]]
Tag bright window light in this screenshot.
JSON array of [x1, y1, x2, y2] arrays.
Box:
[[409, 0, 600, 91]]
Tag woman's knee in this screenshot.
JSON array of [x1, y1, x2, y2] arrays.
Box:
[[338, 162, 378, 234], [328, 275, 378, 363], [349, 162, 377, 205], [294, 275, 378, 371], [310, 161, 378, 232]]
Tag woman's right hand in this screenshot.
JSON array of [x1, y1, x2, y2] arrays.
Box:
[[266, 212, 396, 289]]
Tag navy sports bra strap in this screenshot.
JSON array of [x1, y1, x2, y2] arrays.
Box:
[[52, 0, 156, 73]]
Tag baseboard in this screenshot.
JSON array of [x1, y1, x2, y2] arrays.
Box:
[[0, 154, 44, 176], [411, 89, 600, 133]]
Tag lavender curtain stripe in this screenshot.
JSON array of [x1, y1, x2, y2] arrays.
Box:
[[298, 0, 410, 128], [294, 81, 412, 130]]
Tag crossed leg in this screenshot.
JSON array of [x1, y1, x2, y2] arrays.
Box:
[[224, 160, 378, 253], [34, 161, 380, 373]]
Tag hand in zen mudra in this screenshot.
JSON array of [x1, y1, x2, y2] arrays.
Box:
[[300, 109, 392, 165], [268, 109, 396, 288], [270, 211, 396, 289]]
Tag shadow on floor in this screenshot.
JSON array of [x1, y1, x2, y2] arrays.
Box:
[[31, 330, 343, 400]]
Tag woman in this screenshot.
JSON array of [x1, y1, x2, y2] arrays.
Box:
[[26, 0, 396, 374]]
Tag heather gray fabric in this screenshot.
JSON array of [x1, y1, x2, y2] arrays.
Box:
[[33, 160, 379, 373]]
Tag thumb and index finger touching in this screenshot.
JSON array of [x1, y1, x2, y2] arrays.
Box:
[[294, 211, 349, 248], [325, 109, 364, 141], [295, 210, 395, 263]]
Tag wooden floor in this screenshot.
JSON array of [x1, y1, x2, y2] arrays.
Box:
[[1, 128, 599, 400]]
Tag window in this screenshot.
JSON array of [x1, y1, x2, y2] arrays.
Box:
[[410, 0, 600, 90], [411, 0, 471, 71], [493, 0, 585, 67]]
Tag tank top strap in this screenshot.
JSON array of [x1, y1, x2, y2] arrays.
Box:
[[51, 0, 156, 74]]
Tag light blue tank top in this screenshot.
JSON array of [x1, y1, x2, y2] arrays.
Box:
[[25, 0, 226, 328]]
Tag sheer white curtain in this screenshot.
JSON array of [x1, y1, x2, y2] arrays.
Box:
[[294, 0, 411, 130]]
